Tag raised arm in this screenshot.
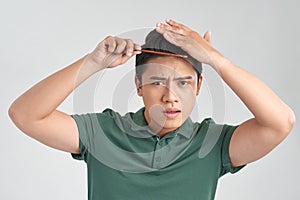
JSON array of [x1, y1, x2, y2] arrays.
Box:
[[156, 19, 295, 167], [8, 36, 141, 153]]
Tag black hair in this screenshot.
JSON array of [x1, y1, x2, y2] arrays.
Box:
[[135, 29, 202, 83]]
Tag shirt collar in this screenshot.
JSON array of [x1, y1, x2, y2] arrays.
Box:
[[132, 107, 194, 139]]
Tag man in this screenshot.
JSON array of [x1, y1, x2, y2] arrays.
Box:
[[8, 19, 295, 199]]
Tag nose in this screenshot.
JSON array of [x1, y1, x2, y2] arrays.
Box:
[[162, 86, 179, 104]]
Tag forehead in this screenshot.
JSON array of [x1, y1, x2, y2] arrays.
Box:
[[143, 56, 197, 77]]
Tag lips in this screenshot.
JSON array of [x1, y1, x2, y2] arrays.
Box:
[[163, 108, 181, 119]]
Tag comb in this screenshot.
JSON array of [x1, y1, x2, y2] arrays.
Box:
[[140, 49, 188, 58]]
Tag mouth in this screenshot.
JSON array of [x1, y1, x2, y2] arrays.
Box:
[[163, 108, 181, 119]]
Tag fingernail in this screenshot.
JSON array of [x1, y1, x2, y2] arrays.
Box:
[[127, 52, 132, 56], [156, 26, 162, 32]]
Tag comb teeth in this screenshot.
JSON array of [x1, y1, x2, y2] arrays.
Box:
[[140, 49, 188, 58]]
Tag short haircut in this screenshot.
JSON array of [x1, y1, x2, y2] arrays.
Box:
[[135, 29, 202, 83]]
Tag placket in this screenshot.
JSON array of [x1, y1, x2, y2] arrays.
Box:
[[152, 135, 163, 169]]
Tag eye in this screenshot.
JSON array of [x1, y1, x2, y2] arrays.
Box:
[[178, 80, 189, 86], [152, 81, 163, 85]]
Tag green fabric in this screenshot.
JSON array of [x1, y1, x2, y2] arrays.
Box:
[[71, 108, 245, 200]]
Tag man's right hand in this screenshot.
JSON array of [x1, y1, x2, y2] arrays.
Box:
[[8, 36, 141, 154], [87, 36, 142, 70]]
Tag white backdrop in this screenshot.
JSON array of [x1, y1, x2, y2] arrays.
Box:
[[1, 0, 299, 199]]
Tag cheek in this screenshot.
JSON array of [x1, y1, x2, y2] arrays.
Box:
[[141, 87, 161, 104], [178, 89, 196, 113], [181, 94, 196, 108], [176, 85, 197, 101]]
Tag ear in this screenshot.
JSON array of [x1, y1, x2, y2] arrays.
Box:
[[135, 76, 142, 96], [196, 75, 203, 96]]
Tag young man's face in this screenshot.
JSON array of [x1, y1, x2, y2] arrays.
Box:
[[135, 56, 202, 136]]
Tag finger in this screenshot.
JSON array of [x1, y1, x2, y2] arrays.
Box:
[[203, 31, 211, 44], [165, 18, 190, 31], [124, 39, 134, 56], [162, 31, 186, 47], [156, 25, 186, 46], [156, 22, 185, 35], [155, 26, 181, 45], [114, 38, 127, 54], [120, 53, 133, 64], [133, 43, 142, 55], [105, 36, 117, 53], [134, 43, 142, 51]]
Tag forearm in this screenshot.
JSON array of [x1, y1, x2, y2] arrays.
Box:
[[211, 53, 295, 132], [9, 35, 140, 124], [9, 54, 100, 121]]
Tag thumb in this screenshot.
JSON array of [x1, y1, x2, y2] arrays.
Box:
[[204, 31, 211, 44], [119, 53, 134, 65]]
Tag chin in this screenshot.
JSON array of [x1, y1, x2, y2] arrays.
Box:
[[163, 120, 183, 130]]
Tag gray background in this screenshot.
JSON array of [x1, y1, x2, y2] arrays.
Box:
[[1, 0, 299, 199]]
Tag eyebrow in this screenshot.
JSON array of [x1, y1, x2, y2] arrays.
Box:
[[174, 76, 193, 80], [149, 76, 166, 80], [149, 76, 193, 80]]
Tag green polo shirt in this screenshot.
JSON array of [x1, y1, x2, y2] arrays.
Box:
[[71, 107, 245, 200]]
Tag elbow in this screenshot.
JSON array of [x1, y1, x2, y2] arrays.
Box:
[[8, 102, 26, 129], [287, 110, 296, 132], [8, 103, 17, 122], [278, 109, 296, 138]]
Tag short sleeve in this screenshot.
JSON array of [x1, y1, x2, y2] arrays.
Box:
[[220, 124, 246, 176], [70, 109, 116, 162], [70, 114, 91, 161]]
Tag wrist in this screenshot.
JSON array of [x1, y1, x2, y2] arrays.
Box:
[[208, 51, 230, 75], [84, 53, 106, 72]]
